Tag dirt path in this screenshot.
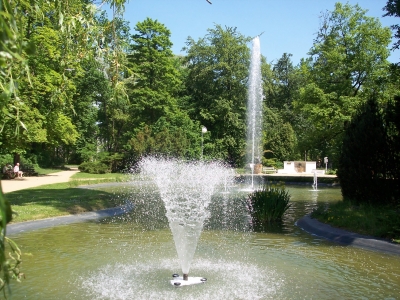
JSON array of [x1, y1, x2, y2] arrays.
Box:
[[1, 170, 79, 193]]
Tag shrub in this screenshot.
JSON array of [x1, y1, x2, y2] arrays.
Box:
[[337, 97, 399, 205], [247, 184, 291, 223], [78, 162, 110, 174], [0, 154, 14, 167], [326, 169, 337, 175]]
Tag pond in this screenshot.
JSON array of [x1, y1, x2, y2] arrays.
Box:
[[8, 183, 400, 300]]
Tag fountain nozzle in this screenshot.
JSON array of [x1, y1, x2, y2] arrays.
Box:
[[183, 273, 189, 281]]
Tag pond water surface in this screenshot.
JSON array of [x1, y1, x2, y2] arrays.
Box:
[[8, 184, 400, 300]]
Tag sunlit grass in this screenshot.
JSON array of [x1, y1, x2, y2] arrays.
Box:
[[312, 201, 400, 242], [7, 182, 131, 223], [70, 172, 131, 180]]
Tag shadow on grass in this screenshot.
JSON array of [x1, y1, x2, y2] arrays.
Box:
[[6, 185, 128, 222]]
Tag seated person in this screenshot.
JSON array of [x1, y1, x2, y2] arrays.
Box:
[[14, 163, 23, 178]]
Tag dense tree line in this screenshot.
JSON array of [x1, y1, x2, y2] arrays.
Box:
[[0, 1, 399, 177]]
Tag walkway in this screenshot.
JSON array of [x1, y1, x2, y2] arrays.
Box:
[[2, 169, 134, 235], [1, 169, 79, 193]]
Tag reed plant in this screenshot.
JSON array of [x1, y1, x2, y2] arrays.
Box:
[[247, 184, 291, 223]]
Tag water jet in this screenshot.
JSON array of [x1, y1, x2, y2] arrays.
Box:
[[139, 157, 232, 286], [246, 36, 263, 190]]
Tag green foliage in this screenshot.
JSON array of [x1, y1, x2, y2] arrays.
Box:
[[262, 158, 283, 170], [0, 186, 24, 297], [128, 18, 181, 123], [267, 53, 302, 112], [337, 97, 397, 205], [294, 2, 392, 165], [78, 161, 110, 174], [0, 155, 13, 168], [247, 184, 291, 223], [127, 116, 200, 162], [183, 24, 250, 166], [263, 107, 297, 161], [325, 169, 337, 175]]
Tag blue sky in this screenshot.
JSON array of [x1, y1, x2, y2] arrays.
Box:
[[102, 0, 399, 65]]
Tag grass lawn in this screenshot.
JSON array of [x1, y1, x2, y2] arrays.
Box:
[[7, 172, 133, 223], [312, 201, 400, 243]]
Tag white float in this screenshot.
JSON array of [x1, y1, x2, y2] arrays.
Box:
[[170, 275, 207, 287]]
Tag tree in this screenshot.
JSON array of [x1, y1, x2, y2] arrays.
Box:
[[96, 15, 132, 157], [268, 53, 300, 111], [128, 18, 181, 124], [383, 0, 400, 50], [309, 3, 391, 96], [124, 18, 199, 162], [294, 2, 392, 164], [183, 25, 250, 165], [0, 0, 103, 166], [263, 107, 297, 163], [337, 97, 397, 205]]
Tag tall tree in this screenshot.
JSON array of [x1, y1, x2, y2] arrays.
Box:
[[0, 0, 101, 165], [183, 25, 250, 165], [294, 2, 392, 164], [129, 17, 181, 124], [125, 18, 199, 161], [268, 53, 300, 111]]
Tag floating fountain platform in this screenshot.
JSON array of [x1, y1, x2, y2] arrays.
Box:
[[170, 274, 207, 287]]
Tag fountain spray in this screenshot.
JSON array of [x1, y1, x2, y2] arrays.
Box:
[[246, 36, 263, 189], [139, 157, 232, 285]]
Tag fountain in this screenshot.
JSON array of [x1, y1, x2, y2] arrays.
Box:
[[246, 36, 263, 190], [139, 157, 232, 285], [312, 170, 318, 191]]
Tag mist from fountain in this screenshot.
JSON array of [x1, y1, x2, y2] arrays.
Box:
[[139, 157, 233, 282], [246, 36, 263, 190]]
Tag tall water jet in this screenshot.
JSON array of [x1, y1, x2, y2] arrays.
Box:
[[139, 157, 231, 284], [246, 36, 263, 189]]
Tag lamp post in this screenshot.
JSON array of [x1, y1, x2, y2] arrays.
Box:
[[324, 157, 328, 172], [201, 126, 207, 160]]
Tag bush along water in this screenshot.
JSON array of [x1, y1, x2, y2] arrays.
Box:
[[247, 184, 291, 224]]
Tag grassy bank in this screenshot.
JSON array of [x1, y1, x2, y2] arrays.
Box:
[[312, 201, 400, 243], [7, 173, 132, 223]]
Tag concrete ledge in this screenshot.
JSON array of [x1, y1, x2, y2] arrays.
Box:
[[296, 215, 400, 256], [7, 203, 134, 235]]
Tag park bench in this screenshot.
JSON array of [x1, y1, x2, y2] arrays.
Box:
[[2, 164, 16, 179], [262, 166, 277, 174], [20, 164, 38, 177]]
